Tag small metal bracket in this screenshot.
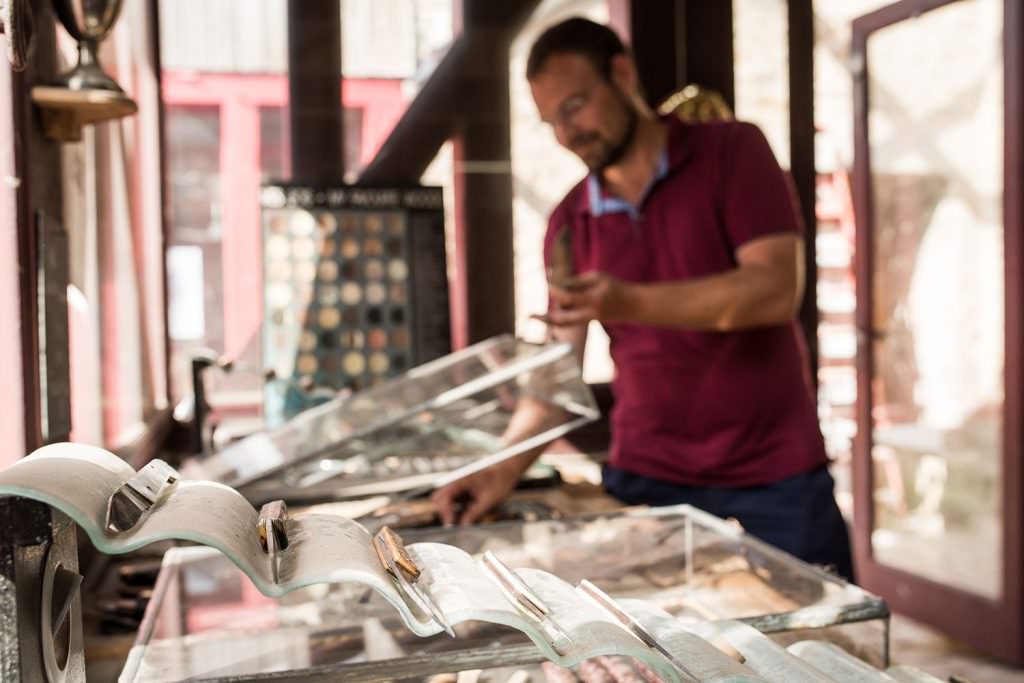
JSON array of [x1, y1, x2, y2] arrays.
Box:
[[257, 500, 289, 554], [480, 551, 571, 654], [257, 500, 289, 583], [577, 579, 701, 682], [373, 526, 454, 637], [104, 460, 179, 534]]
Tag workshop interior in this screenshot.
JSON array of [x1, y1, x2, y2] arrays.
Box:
[[0, 0, 1022, 681]]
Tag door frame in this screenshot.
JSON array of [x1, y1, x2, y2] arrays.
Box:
[[851, 0, 1024, 662]]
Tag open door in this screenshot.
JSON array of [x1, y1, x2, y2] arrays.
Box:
[[851, 0, 1024, 662]]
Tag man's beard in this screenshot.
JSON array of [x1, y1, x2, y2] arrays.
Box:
[[572, 97, 638, 172], [596, 105, 638, 172]]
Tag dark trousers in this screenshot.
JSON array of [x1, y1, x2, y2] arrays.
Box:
[[603, 464, 856, 583]]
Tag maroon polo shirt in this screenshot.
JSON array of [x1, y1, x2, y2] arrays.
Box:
[[544, 118, 827, 487]]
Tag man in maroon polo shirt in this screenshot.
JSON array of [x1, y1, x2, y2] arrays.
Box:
[[433, 17, 853, 580]]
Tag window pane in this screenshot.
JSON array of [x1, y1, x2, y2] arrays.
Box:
[[733, 0, 789, 166], [866, 0, 1003, 598], [813, 0, 907, 513], [161, 0, 455, 420], [341, 0, 454, 175], [511, 0, 613, 383], [164, 106, 226, 401]]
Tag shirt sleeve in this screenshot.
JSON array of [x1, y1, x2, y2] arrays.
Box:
[[719, 121, 803, 249]]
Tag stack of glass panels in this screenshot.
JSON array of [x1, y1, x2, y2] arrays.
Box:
[[182, 335, 599, 505]]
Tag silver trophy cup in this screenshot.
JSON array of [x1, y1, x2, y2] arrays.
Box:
[[50, 0, 126, 93]]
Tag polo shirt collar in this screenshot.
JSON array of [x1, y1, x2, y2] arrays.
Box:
[[584, 116, 692, 217]]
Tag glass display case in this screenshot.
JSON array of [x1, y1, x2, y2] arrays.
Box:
[[182, 335, 600, 505], [120, 505, 889, 683]]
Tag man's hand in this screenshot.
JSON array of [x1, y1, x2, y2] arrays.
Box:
[[538, 234, 803, 332], [545, 271, 635, 327], [430, 458, 524, 526]]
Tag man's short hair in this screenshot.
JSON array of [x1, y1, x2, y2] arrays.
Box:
[[526, 17, 626, 81]]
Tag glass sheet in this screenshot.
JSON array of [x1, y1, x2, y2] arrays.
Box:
[[865, 0, 1004, 598], [121, 506, 887, 682], [184, 335, 598, 504]]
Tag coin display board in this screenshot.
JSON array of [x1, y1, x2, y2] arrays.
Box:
[[259, 184, 450, 424]]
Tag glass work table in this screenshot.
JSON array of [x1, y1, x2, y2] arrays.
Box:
[[120, 505, 888, 683]]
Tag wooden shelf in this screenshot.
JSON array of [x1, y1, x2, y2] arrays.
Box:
[[30, 86, 138, 142]]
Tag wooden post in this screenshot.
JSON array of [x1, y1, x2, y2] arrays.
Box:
[[287, 0, 344, 184]]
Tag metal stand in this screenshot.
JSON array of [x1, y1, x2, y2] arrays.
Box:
[[189, 349, 234, 456], [0, 497, 85, 682]]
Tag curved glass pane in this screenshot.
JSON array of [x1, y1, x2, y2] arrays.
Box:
[[122, 506, 887, 681], [866, 0, 1003, 598]]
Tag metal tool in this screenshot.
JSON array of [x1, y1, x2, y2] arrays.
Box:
[[577, 579, 702, 683], [372, 526, 455, 637], [0, 497, 86, 682], [480, 551, 571, 653], [257, 500, 290, 583], [104, 459, 179, 534]]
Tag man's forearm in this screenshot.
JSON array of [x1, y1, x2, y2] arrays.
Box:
[[496, 396, 570, 475], [547, 234, 804, 333], [626, 263, 800, 332]]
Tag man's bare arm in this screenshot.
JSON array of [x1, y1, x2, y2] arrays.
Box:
[[431, 322, 587, 526], [546, 233, 804, 332]]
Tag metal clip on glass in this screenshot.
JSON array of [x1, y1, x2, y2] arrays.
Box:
[[105, 459, 179, 533], [480, 550, 572, 654], [373, 526, 455, 637], [257, 500, 290, 583], [577, 579, 701, 683]]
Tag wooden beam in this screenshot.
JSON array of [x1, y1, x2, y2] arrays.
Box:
[[359, 0, 543, 187], [624, 0, 686, 108], [1003, 0, 1024, 663], [622, 0, 734, 111], [453, 0, 542, 344], [357, 37, 464, 185], [22, 2, 68, 448], [361, 0, 541, 345], [453, 27, 515, 344], [788, 0, 818, 379], [681, 0, 734, 110], [287, 0, 344, 184], [150, 0, 173, 405]]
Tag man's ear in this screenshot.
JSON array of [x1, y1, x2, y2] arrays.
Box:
[[608, 53, 638, 95]]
